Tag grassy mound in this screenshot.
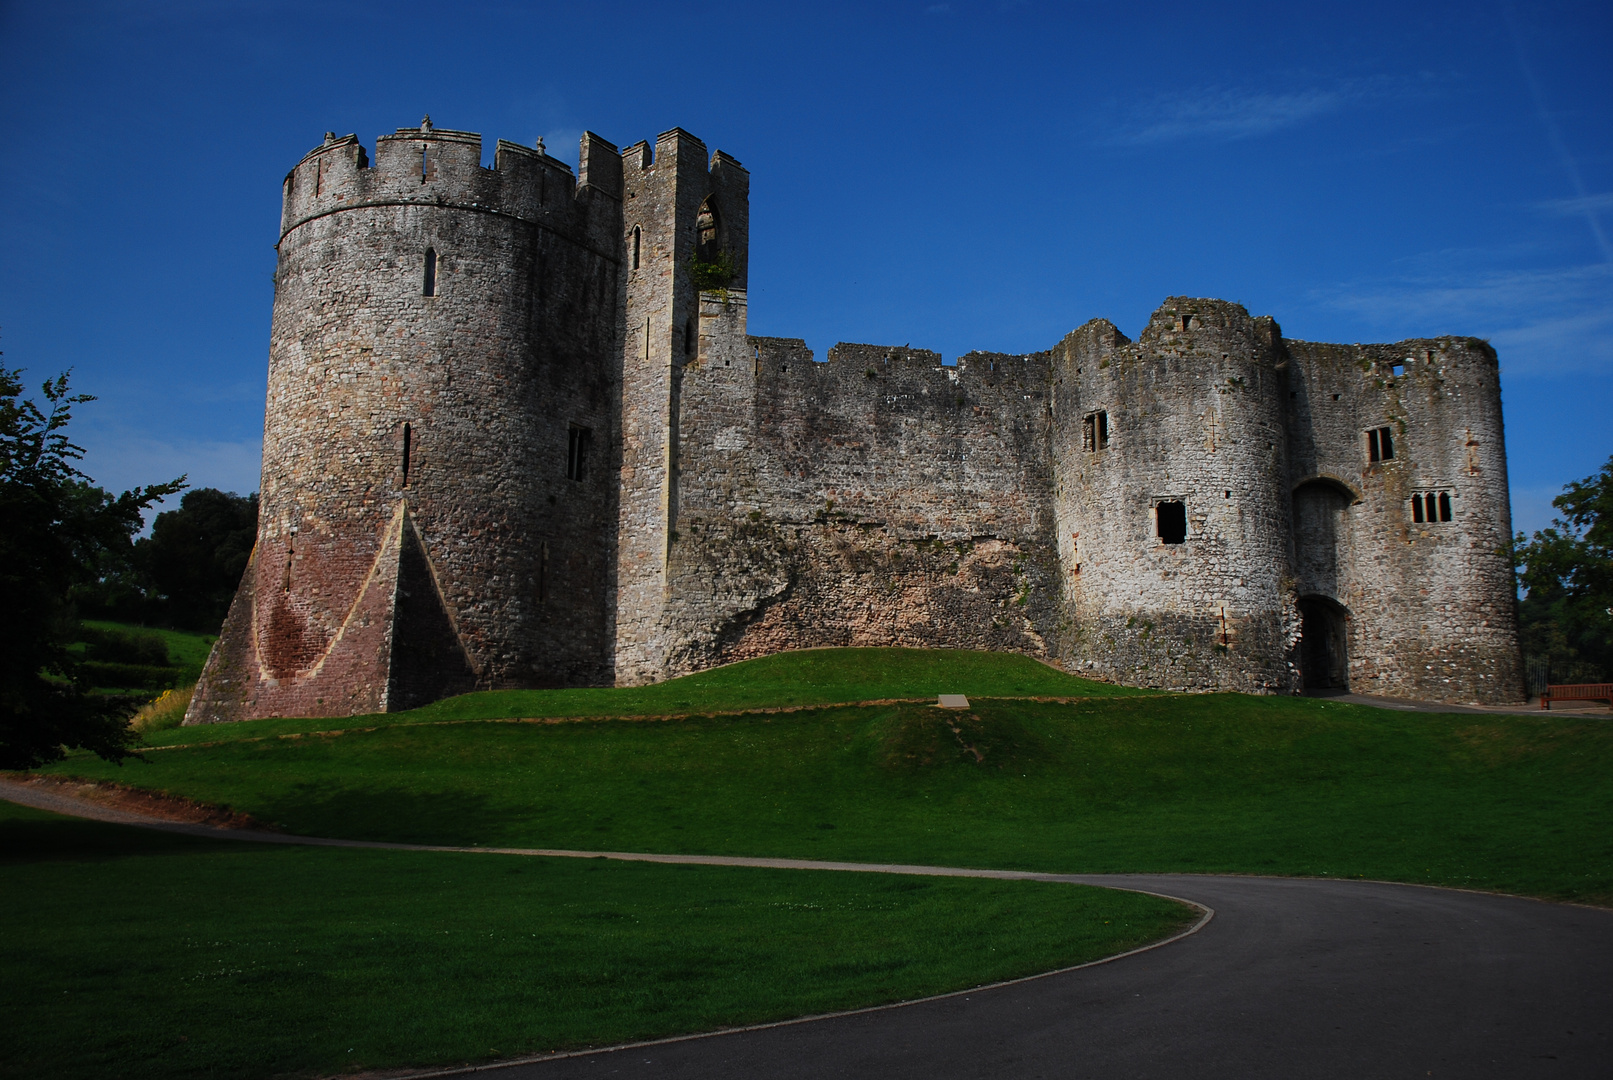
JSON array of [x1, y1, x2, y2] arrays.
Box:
[[138, 646, 1138, 748], [41, 659, 1613, 904], [0, 800, 1190, 1080]]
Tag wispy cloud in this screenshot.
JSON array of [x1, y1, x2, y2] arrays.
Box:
[[1537, 192, 1613, 217], [1109, 80, 1394, 146], [75, 428, 263, 523], [1318, 261, 1613, 377]]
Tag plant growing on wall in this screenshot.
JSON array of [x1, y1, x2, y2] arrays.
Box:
[[690, 250, 737, 293]]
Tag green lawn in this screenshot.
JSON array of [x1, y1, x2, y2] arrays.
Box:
[[0, 800, 1190, 1080], [80, 621, 217, 673], [38, 650, 1613, 904], [137, 646, 1141, 747], [67, 621, 217, 696]]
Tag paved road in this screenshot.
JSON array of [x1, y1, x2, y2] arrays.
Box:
[[461, 876, 1611, 1080], [5, 779, 1611, 1079]]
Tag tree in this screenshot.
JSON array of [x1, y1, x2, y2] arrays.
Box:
[[1515, 455, 1613, 685], [140, 488, 258, 630], [0, 366, 185, 769]]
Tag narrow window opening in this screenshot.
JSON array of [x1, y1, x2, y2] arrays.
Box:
[[685, 319, 695, 359], [283, 528, 297, 593], [421, 146, 429, 183], [538, 542, 549, 603], [401, 423, 412, 487], [1367, 426, 1394, 463], [1438, 491, 1452, 521], [423, 248, 437, 297], [566, 425, 591, 481], [1412, 494, 1424, 523], [1083, 410, 1109, 452], [1425, 492, 1438, 522], [1157, 501, 1187, 545], [631, 226, 641, 270]]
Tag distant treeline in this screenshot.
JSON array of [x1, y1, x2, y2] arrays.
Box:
[[73, 487, 257, 633]]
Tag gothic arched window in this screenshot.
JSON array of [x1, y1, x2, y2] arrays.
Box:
[[695, 200, 719, 263]]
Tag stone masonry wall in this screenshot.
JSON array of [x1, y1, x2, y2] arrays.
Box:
[[612, 130, 751, 685], [1051, 300, 1299, 693], [189, 122, 622, 723], [658, 299, 1061, 677], [1285, 337, 1522, 703]]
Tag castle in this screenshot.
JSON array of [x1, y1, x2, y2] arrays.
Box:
[[186, 121, 1524, 724]]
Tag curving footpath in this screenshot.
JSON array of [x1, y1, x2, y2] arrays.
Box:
[[4, 779, 1611, 1078]]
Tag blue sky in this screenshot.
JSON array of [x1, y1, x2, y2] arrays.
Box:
[[1, 0, 1608, 535]]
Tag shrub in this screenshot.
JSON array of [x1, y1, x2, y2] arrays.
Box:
[[130, 686, 193, 733], [690, 250, 737, 292], [81, 625, 169, 666]]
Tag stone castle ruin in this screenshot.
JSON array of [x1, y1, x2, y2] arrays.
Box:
[[187, 121, 1524, 724]]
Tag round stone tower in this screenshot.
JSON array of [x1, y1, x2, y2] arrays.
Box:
[[188, 120, 625, 722], [1052, 298, 1299, 693]]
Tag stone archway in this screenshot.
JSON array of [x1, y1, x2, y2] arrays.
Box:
[[1298, 595, 1349, 690]]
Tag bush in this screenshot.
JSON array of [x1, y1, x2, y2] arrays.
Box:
[[130, 686, 193, 733], [690, 250, 737, 292], [80, 625, 169, 666], [77, 662, 182, 692]]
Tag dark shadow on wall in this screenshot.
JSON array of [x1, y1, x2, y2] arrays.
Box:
[[388, 517, 479, 711]]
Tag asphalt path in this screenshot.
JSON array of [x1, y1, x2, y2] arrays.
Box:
[[5, 779, 1611, 1079]]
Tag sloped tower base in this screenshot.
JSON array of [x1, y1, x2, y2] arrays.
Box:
[[185, 504, 477, 725]]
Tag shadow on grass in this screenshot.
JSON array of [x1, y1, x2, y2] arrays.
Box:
[[0, 811, 227, 865], [253, 785, 517, 845]]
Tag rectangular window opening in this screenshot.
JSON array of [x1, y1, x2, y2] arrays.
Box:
[[1412, 490, 1456, 524], [1083, 410, 1108, 452], [1367, 425, 1394, 463], [423, 248, 437, 297], [566, 425, 591, 481], [1157, 501, 1187, 545], [401, 423, 412, 487]]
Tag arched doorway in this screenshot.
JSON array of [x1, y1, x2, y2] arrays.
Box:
[[1298, 595, 1349, 690]]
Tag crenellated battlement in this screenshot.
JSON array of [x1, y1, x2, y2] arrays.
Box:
[[279, 118, 617, 253]]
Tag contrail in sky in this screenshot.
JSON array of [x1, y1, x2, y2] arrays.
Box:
[[1501, 2, 1613, 264]]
